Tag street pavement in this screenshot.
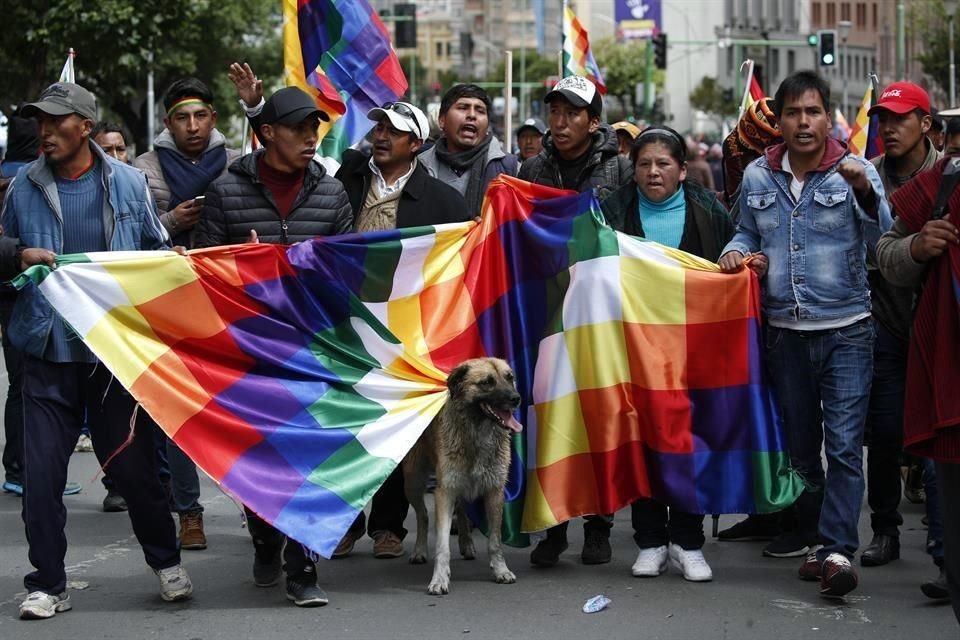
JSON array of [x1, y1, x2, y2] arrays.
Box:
[[0, 391, 957, 638]]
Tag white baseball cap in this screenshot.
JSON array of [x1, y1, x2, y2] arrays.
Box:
[[544, 76, 603, 116], [367, 101, 430, 142]]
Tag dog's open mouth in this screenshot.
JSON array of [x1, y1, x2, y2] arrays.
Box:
[[480, 403, 523, 433]]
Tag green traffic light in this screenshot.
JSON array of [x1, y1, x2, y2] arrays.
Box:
[[808, 34, 819, 46]]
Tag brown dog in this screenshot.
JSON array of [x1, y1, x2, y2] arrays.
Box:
[[402, 357, 522, 595]]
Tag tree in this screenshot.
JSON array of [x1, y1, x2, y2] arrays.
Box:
[[689, 76, 739, 121], [911, 0, 957, 100], [592, 37, 661, 118], [0, 1, 282, 151]]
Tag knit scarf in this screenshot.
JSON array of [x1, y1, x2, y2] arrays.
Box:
[[156, 144, 227, 208], [888, 157, 960, 462], [433, 136, 491, 215]]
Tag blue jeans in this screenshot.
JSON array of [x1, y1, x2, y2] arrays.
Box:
[[765, 318, 874, 561], [864, 320, 906, 537], [923, 458, 944, 566], [167, 440, 202, 514]]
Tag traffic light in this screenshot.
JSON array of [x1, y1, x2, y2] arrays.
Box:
[[817, 29, 837, 66], [652, 33, 667, 70], [807, 33, 819, 47], [395, 3, 417, 49]]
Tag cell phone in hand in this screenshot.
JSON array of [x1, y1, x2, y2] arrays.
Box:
[[193, 195, 206, 205]]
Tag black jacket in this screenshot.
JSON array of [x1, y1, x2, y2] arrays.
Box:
[[193, 151, 353, 247], [600, 179, 734, 262], [517, 124, 632, 202], [335, 149, 471, 229]]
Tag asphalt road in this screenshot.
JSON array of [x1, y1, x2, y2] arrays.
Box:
[[0, 379, 957, 639]]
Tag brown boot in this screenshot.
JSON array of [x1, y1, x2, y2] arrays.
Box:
[[179, 511, 207, 550]]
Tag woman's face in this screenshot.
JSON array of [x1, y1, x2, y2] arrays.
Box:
[[633, 141, 687, 203]]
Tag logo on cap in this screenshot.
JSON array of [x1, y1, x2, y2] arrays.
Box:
[[555, 76, 591, 93], [882, 89, 902, 99], [41, 84, 70, 100]]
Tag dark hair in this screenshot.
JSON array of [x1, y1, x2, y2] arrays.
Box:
[[630, 126, 687, 165], [946, 117, 960, 137], [930, 111, 945, 132], [772, 70, 830, 118], [91, 121, 130, 144], [162, 78, 213, 112], [439, 84, 491, 116]]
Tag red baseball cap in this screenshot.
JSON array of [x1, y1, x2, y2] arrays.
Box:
[[868, 81, 931, 116]]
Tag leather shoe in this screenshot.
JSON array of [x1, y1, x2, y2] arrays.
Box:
[[860, 534, 900, 567]]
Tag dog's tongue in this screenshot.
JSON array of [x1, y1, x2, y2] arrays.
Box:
[[496, 408, 523, 433]]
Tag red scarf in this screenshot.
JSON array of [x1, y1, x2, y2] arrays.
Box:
[[889, 157, 960, 462]]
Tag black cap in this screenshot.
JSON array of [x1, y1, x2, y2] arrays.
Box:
[[516, 117, 546, 136], [21, 83, 97, 121], [261, 87, 330, 126]]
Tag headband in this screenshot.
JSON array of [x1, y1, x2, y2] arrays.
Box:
[[166, 98, 213, 118]]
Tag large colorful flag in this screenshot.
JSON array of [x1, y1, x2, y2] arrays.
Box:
[[562, 2, 607, 94], [58, 48, 75, 83], [282, 0, 408, 161], [18, 177, 802, 555]]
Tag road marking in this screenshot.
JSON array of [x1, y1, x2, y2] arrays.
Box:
[[770, 597, 872, 624]]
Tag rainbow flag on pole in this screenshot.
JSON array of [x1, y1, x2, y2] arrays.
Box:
[[283, 0, 408, 161], [562, 2, 607, 93], [19, 178, 801, 555]]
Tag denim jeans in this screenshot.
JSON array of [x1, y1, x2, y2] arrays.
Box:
[[923, 458, 944, 566], [167, 439, 202, 514], [864, 319, 906, 537], [765, 318, 874, 561]]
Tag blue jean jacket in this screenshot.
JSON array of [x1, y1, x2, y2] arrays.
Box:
[[1, 143, 170, 358], [723, 151, 892, 323]]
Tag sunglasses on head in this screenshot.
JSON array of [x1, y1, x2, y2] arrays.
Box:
[[382, 102, 422, 139]]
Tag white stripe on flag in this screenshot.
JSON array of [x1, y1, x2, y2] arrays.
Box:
[[39, 263, 131, 337]]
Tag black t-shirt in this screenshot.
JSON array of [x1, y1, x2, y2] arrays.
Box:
[[556, 149, 592, 191]]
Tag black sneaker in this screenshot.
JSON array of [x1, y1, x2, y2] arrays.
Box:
[[102, 490, 128, 513], [762, 531, 811, 558], [921, 567, 950, 600], [581, 528, 612, 565], [285, 576, 329, 607], [253, 552, 283, 588], [530, 531, 569, 567], [718, 514, 781, 541]]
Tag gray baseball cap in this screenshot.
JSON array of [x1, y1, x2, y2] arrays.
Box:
[[22, 83, 98, 121]]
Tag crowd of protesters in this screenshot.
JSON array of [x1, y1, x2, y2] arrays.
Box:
[[0, 64, 958, 628]]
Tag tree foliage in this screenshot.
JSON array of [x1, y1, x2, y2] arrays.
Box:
[[911, 0, 959, 100], [689, 76, 738, 119], [0, 0, 282, 150], [592, 37, 662, 117]]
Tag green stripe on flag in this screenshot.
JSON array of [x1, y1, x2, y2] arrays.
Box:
[[751, 451, 804, 513], [307, 438, 395, 509], [359, 239, 404, 302]]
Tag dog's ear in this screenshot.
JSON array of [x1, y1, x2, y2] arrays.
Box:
[[446, 363, 470, 398]]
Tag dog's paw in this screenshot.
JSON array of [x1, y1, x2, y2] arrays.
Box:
[[427, 580, 450, 595], [494, 569, 516, 584], [459, 540, 476, 560], [409, 552, 427, 565]]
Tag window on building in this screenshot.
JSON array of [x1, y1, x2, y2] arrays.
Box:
[[813, 2, 822, 27], [787, 50, 796, 74], [872, 2, 878, 29], [436, 42, 443, 58], [841, 2, 851, 21], [768, 0, 780, 20], [771, 48, 780, 81], [827, 3, 836, 25], [856, 3, 866, 28]]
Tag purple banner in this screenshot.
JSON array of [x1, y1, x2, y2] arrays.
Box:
[[615, 0, 661, 39]]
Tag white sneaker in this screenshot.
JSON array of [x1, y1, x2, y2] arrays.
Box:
[[156, 564, 193, 601], [19, 591, 71, 620], [74, 434, 94, 452], [669, 544, 713, 582], [631, 545, 668, 577]]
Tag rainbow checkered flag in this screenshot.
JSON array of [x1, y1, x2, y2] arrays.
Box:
[[562, 2, 606, 93], [283, 0, 408, 161], [17, 177, 802, 555]]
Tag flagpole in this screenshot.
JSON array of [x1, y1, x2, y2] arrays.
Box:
[[738, 59, 755, 116], [504, 50, 513, 153]]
